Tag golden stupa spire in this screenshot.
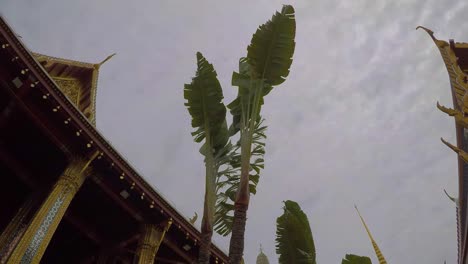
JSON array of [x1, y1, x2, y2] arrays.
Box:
[[355, 205, 388, 264], [256, 243, 269, 264]]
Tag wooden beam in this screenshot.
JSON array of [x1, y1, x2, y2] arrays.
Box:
[[0, 81, 71, 156], [163, 237, 195, 264], [155, 256, 188, 264], [0, 145, 35, 188], [63, 211, 103, 245], [118, 233, 140, 249], [90, 176, 143, 221]]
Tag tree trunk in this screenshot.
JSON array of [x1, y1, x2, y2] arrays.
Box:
[[198, 215, 213, 264], [199, 150, 215, 264], [228, 202, 248, 264]]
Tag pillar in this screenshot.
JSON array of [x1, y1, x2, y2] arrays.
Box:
[[135, 219, 172, 264], [0, 197, 35, 263], [6, 158, 93, 264]]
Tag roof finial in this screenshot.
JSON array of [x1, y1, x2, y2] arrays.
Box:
[[94, 53, 116, 69], [260, 243, 263, 253], [444, 189, 456, 202], [416, 26, 438, 41]]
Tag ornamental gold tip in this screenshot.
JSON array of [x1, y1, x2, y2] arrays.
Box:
[[95, 53, 116, 69], [416, 26, 434, 34], [437, 102, 457, 116], [441, 137, 468, 163], [416, 26, 437, 41], [441, 137, 458, 152], [444, 189, 457, 203]]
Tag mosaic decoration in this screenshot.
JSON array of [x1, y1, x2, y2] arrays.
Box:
[[19, 194, 66, 263]]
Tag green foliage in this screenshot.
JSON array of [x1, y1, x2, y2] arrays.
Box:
[[342, 254, 372, 264], [220, 5, 296, 241], [247, 5, 296, 86], [184, 5, 297, 262], [228, 4, 296, 134], [184, 52, 229, 152], [214, 118, 266, 236], [184, 52, 230, 262], [276, 200, 316, 264]]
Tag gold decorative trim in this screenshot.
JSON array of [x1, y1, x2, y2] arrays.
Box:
[[417, 26, 468, 114], [31, 52, 94, 69], [135, 220, 172, 264], [6, 157, 95, 264], [441, 137, 468, 163]]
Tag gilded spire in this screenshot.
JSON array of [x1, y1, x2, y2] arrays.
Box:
[[354, 206, 388, 264], [256, 244, 269, 264]]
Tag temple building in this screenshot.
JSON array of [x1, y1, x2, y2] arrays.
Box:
[[0, 16, 228, 263], [419, 26, 468, 264]]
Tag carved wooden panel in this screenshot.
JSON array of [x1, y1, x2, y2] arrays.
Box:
[[52, 77, 80, 106]]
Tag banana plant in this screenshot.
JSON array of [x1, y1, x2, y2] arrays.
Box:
[[275, 201, 376, 264], [276, 200, 316, 264], [341, 254, 372, 264], [227, 5, 296, 263], [183, 52, 230, 264], [214, 117, 266, 236]]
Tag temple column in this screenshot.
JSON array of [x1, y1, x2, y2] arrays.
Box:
[[0, 197, 35, 263], [6, 158, 93, 264], [134, 219, 172, 264]]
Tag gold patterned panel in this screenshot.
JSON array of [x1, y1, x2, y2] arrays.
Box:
[[51, 77, 81, 107], [135, 220, 172, 264], [6, 157, 95, 264]]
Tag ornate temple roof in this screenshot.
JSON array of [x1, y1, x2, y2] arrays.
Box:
[[0, 15, 229, 263], [31, 52, 114, 125], [418, 26, 468, 264]]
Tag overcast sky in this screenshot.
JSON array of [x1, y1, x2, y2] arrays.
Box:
[[2, 0, 467, 263]]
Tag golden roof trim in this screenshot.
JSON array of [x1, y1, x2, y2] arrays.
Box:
[[417, 26, 468, 113], [32, 52, 95, 69]]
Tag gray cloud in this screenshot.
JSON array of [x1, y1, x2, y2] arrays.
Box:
[[2, 0, 467, 263]]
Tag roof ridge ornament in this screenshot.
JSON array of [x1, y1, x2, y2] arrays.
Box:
[[444, 189, 458, 204], [416, 26, 438, 41], [441, 137, 468, 163], [416, 26, 450, 48], [94, 53, 116, 69], [437, 101, 468, 128]]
